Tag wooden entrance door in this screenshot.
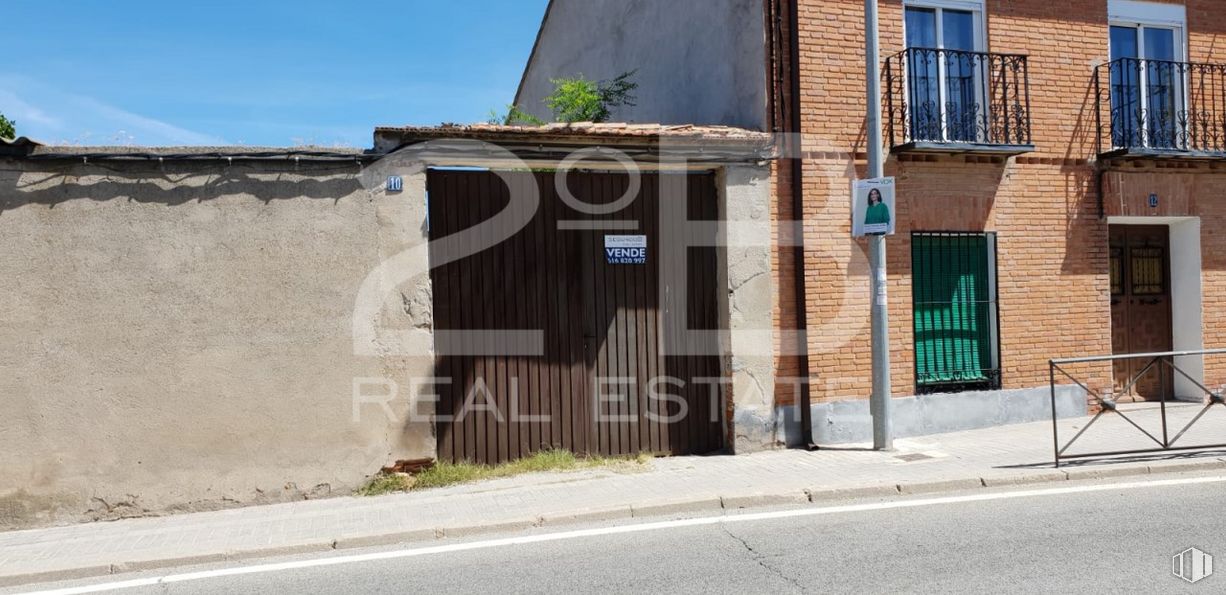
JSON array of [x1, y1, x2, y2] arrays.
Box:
[[429, 170, 726, 464], [576, 173, 725, 458], [1109, 225, 1173, 401]]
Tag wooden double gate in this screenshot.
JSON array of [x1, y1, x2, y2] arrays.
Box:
[[428, 169, 725, 464]]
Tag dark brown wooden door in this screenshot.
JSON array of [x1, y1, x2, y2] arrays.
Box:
[[1109, 225, 1173, 401], [429, 170, 725, 464], [429, 169, 588, 465]]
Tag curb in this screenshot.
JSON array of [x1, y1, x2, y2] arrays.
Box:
[[897, 478, 985, 495], [805, 484, 900, 502], [4, 458, 1225, 589], [630, 497, 723, 518], [721, 492, 810, 510], [0, 565, 113, 590], [537, 506, 633, 527], [979, 470, 1068, 487]]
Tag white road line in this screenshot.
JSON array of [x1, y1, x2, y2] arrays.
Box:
[[20, 474, 1226, 595]]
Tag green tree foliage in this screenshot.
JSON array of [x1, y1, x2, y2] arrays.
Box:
[[545, 70, 637, 123], [488, 104, 546, 126], [0, 113, 15, 139], [486, 70, 638, 127]]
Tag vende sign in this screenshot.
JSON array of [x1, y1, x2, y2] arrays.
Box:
[[604, 235, 647, 265]]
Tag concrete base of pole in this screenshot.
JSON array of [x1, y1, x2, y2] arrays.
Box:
[[869, 235, 893, 450]]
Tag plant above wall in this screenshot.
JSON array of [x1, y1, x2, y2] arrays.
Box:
[[488, 104, 547, 126], [0, 112, 16, 140], [546, 70, 637, 123], [488, 70, 638, 126]]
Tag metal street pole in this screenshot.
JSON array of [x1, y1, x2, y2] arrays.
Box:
[[865, 0, 893, 450]]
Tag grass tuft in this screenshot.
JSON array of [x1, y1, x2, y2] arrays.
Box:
[[355, 472, 415, 497], [356, 450, 650, 496]]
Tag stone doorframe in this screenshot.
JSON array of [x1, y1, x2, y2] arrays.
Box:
[[1106, 216, 1204, 401]]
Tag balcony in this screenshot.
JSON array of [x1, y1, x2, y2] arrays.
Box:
[[885, 47, 1034, 155], [1096, 58, 1226, 159]]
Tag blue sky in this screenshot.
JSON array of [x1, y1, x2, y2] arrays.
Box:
[[2, 0, 550, 147]]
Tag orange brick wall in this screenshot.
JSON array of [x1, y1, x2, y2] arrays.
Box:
[[768, 0, 803, 407], [1200, 172, 1226, 389], [1101, 162, 1226, 390], [1165, 1, 1226, 391], [772, 158, 803, 406], [784, 0, 1226, 403]]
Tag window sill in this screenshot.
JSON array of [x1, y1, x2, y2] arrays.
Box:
[[915, 381, 1001, 396], [1098, 147, 1226, 161], [893, 141, 1036, 156]]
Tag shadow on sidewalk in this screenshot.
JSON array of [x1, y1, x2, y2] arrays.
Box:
[[996, 449, 1226, 470]]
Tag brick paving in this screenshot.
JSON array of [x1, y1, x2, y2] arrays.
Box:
[[3, 403, 1226, 587]]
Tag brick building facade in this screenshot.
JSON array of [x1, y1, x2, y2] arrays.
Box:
[[518, 0, 1226, 444]]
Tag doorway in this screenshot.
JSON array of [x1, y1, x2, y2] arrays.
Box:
[[428, 169, 726, 464], [1109, 224, 1174, 400]]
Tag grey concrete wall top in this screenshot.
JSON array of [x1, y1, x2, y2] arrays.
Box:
[[515, 0, 768, 130], [788, 385, 1090, 446]]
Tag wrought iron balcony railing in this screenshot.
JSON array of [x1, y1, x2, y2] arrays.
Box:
[[885, 47, 1033, 154], [1096, 57, 1226, 157]]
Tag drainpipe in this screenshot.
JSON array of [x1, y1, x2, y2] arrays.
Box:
[[786, 0, 818, 451], [1097, 167, 1106, 220]]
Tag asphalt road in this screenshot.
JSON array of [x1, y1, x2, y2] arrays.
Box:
[[15, 476, 1226, 594]]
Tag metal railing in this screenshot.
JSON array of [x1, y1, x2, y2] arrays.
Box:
[[885, 47, 1032, 148], [1049, 349, 1226, 467], [1095, 57, 1226, 155]]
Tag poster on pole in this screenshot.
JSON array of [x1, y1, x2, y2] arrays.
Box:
[[851, 177, 896, 237]]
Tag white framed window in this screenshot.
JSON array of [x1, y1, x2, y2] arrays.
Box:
[[1107, 1, 1188, 149], [901, 0, 988, 143], [1109, 0, 1187, 33], [902, 0, 986, 53], [1108, 0, 1186, 64]]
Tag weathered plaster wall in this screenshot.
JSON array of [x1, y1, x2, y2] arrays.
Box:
[[720, 164, 779, 451], [515, 0, 768, 130], [0, 157, 435, 529]]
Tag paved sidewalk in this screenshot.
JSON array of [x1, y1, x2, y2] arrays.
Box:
[[3, 403, 1226, 588]]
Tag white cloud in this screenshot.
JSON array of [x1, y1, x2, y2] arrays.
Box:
[[0, 89, 63, 129], [0, 74, 226, 146]]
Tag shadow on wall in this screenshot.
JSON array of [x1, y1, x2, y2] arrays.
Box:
[[1069, 65, 1104, 160], [892, 158, 1004, 233], [0, 161, 367, 213], [1058, 76, 1108, 277]]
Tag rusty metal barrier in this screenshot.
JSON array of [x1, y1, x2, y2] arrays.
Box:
[[1049, 349, 1226, 467]]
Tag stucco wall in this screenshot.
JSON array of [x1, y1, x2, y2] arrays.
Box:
[[0, 146, 779, 528], [718, 164, 781, 451], [0, 157, 436, 529], [515, 0, 768, 130]]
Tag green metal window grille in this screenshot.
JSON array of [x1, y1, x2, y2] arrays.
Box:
[[911, 233, 1000, 393]]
